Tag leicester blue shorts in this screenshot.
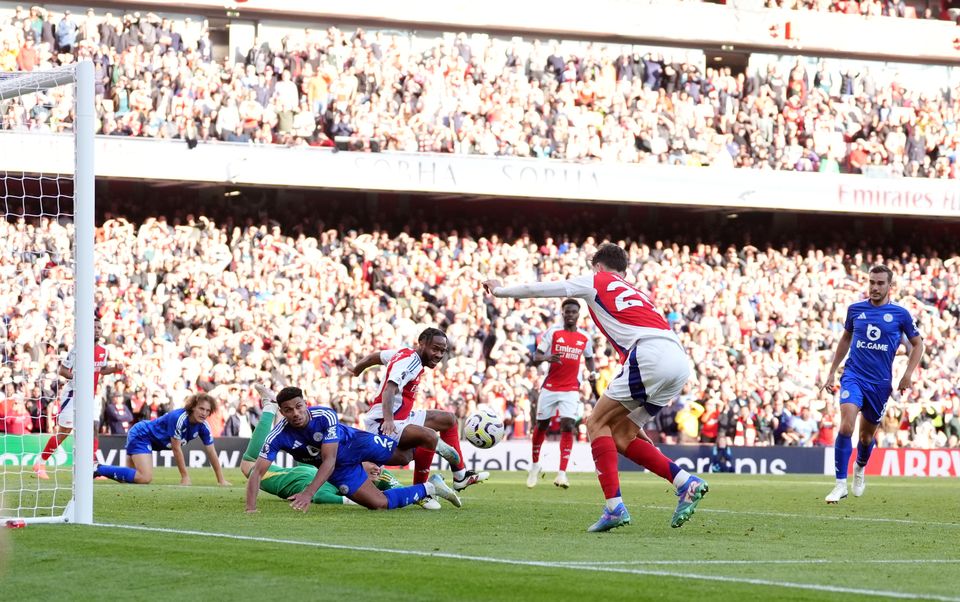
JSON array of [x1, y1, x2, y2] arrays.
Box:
[[839, 375, 892, 425], [125, 422, 156, 456], [328, 430, 397, 496]]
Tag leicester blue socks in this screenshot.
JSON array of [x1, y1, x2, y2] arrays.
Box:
[[384, 484, 429, 509], [95, 464, 137, 483], [834, 434, 853, 480], [856, 440, 876, 468]]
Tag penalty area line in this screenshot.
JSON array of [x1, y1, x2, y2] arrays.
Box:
[[92, 522, 960, 602]]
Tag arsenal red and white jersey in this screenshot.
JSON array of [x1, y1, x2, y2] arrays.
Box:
[[370, 348, 423, 420], [538, 326, 593, 392], [496, 271, 680, 363], [60, 343, 108, 400]]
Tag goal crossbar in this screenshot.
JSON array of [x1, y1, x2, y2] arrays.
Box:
[[0, 64, 81, 101]]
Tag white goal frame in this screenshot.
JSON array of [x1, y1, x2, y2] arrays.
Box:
[[0, 61, 94, 525]]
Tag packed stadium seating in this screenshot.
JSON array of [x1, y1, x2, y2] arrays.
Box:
[[760, 0, 959, 21], [0, 7, 957, 179], [1, 5, 958, 449], [0, 192, 957, 448]]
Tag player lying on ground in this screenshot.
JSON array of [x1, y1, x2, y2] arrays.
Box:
[[94, 393, 231, 486], [350, 327, 488, 510], [245, 386, 462, 512], [820, 264, 924, 503], [484, 242, 708, 532], [239, 384, 403, 505]]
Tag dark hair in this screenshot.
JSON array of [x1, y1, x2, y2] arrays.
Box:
[[868, 265, 894, 284], [276, 386, 304, 405], [418, 327, 446, 345], [591, 243, 628, 273], [561, 298, 580, 310]]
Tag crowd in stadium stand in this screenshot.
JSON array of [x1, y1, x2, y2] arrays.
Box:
[[761, 0, 960, 21], [1, 7, 958, 179], [1, 197, 958, 449]]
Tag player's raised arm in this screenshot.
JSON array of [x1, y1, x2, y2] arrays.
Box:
[[287, 441, 337, 513], [245, 457, 271, 513], [483, 278, 583, 299], [349, 350, 387, 377]]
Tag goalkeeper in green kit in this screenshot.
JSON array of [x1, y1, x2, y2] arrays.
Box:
[[240, 385, 403, 505]]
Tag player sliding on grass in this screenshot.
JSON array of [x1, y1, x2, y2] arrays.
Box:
[[349, 327, 489, 510], [820, 265, 924, 503], [94, 393, 231, 486], [240, 384, 404, 506], [246, 386, 462, 513], [484, 243, 708, 532]]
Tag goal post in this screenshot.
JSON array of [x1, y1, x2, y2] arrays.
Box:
[[0, 61, 94, 525]]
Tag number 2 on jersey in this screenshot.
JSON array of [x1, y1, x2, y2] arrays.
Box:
[[606, 280, 651, 312]]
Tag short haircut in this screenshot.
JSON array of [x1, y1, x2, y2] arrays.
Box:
[[184, 392, 216, 414], [591, 243, 628, 273], [418, 327, 446, 345], [276, 386, 304, 405], [561, 298, 580, 311], [868, 264, 894, 283]]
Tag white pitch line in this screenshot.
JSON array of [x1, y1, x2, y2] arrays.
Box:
[[92, 523, 960, 602], [560, 559, 960, 566], [492, 496, 960, 528], [139, 486, 960, 528]]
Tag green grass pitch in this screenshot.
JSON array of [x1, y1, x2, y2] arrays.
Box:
[[2, 470, 959, 601]]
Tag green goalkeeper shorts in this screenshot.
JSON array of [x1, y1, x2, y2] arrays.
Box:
[[259, 465, 402, 503]]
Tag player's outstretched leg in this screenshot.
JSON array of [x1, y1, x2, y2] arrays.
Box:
[[615, 404, 709, 528], [34, 430, 70, 479], [585, 398, 632, 532], [427, 474, 462, 508], [95, 453, 151, 484]]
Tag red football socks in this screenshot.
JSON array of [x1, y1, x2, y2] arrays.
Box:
[[590, 436, 621, 499], [624, 438, 680, 482], [39, 436, 59, 462], [559, 431, 573, 471], [531, 427, 546, 463], [412, 447, 435, 484], [440, 426, 466, 471]]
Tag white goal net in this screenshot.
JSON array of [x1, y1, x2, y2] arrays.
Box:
[[0, 62, 94, 525]]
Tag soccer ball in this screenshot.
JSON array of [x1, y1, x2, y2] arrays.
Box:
[[464, 409, 505, 449]]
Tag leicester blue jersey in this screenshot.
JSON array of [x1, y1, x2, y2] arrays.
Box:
[[139, 408, 214, 450], [843, 300, 919, 384], [260, 406, 354, 467]]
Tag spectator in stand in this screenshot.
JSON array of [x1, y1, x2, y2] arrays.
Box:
[[105, 391, 134, 434], [1, 10, 957, 178], [792, 406, 820, 446], [0, 187, 958, 449]]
